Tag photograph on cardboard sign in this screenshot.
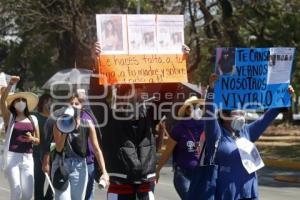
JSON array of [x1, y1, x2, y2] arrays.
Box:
[[215, 47, 236, 75], [128, 29, 156, 52], [102, 18, 122, 50], [171, 32, 182, 47], [157, 28, 183, 51], [127, 14, 156, 54], [157, 27, 169, 49], [96, 14, 128, 54], [142, 32, 155, 48]]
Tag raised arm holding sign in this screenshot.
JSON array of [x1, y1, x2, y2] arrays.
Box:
[[201, 72, 295, 200]]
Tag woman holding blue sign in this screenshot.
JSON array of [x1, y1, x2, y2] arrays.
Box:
[[201, 73, 294, 200]]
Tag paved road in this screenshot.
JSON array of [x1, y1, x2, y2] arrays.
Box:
[[0, 167, 299, 199]]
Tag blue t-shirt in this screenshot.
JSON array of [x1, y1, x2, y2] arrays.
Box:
[[170, 119, 205, 170]]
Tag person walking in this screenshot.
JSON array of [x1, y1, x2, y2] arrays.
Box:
[[203, 73, 295, 200], [51, 94, 109, 200], [1, 76, 40, 200], [156, 96, 205, 200], [32, 93, 53, 200]]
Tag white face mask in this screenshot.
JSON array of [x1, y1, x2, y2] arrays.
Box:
[[190, 107, 203, 120], [231, 116, 246, 131], [14, 101, 27, 112]]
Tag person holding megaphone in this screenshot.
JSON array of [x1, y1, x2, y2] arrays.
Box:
[[51, 94, 109, 200]]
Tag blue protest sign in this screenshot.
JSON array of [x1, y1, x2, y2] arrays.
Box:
[[214, 47, 295, 110]]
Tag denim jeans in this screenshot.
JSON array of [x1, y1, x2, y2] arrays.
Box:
[[51, 156, 88, 200], [173, 167, 194, 200], [85, 163, 95, 200]]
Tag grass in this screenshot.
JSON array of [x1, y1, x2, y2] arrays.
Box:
[[258, 144, 300, 162], [258, 124, 300, 162]]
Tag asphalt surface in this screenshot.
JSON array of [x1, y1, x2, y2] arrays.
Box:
[[0, 167, 299, 199]]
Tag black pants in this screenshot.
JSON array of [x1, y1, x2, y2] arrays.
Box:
[[107, 192, 154, 200], [107, 182, 155, 200], [33, 151, 53, 200]]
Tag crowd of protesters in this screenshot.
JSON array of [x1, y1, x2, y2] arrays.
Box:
[[0, 43, 295, 200]]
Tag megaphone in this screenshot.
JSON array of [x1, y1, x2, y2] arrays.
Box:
[[56, 106, 77, 134]]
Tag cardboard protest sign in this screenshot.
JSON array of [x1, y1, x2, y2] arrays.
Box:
[[214, 47, 295, 110], [96, 14, 187, 84], [98, 54, 188, 84]]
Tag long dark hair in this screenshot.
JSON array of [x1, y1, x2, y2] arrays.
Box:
[[9, 98, 30, 118], [37, 93, 52, 113], [104, 20, 116, 36], [9, 98, 36, 133], [218, 109, 232, 124]]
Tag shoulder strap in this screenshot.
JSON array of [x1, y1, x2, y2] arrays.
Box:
[[198, 134, 221, 166], [28, 115, 37, 135], [198, 141, 206, 166], [2, 114, 15, 171], [210, 134, 221, 165]]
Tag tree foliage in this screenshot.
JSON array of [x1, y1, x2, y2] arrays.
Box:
[[0, 0, 299, 95]]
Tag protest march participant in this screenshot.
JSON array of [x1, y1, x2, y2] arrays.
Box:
[[77, 89, 103, 200], [156, 96, 205, 200], [1, 76, 40, 200], [32, 93, 53, 200], [51, 94, 109, 200], [94, 41, 191, 200], [100, 83, 157, 200], [204, 73, 294, 200]]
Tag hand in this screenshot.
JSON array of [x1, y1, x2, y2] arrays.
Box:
[[100, 172, 110, 185], [209, 73, 218, 89], [182, 44, 190, 54], [25, 132, 34, 143], [18, 135, 31, 143], [288, 85, 294, 95], [155, 121, 166, 132], [155, 168, 160, 183], [42, 163, 50, 175], [9, 76, 20, 85], [17, 132, 33, 143], [95, 42, 102, 55], [158, 121, 166, 130]]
